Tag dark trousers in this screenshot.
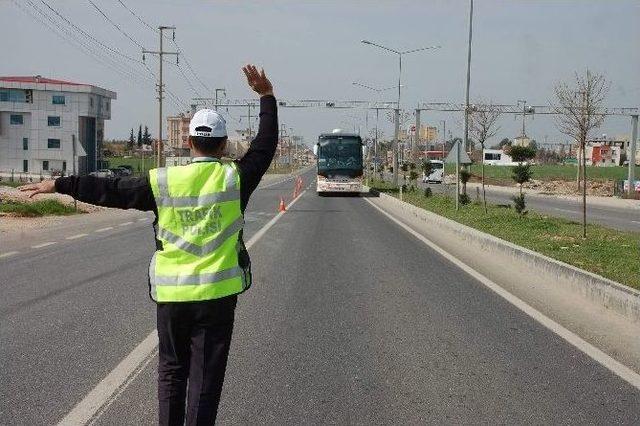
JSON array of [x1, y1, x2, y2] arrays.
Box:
[[157, 295, 237, 426]]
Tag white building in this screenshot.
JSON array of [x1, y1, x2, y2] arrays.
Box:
[[482, 149, 518, 166], [0, 76, 116, 177]]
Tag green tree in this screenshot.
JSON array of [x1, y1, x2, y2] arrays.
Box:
[[137, 125, 143, 148], [492, 137, 511, 149], [508, 145, 537, 215], [143, 126, 152, 146], [128, 128, 135, 151]]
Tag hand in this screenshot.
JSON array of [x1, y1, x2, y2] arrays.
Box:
[[242, 64, 273, 97], [17, 180, 56, 198]]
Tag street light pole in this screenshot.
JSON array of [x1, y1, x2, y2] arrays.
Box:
[[460, 0, 474, 211], [352, 81, 398, 181], [361, 40, 440, 186]]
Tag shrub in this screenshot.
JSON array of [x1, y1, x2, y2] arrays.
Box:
[[512, 193, 528, 215], [424, 187, 433, 197], [459, 193, 471, 205]]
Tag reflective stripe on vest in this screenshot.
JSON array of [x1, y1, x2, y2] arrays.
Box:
[[148, 161, 249, 302]]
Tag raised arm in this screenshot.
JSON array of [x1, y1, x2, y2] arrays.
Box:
[[237, 65, 279, 208]]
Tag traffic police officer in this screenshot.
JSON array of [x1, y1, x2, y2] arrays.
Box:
[[20, 64, 278, 425]]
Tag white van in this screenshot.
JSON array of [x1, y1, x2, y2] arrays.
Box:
[[422, 160, 444, 183]]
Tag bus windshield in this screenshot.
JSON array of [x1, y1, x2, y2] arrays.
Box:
[[317, 137, 363, 176]]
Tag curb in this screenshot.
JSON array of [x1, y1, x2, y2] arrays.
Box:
[[367, 187, 640, 323]]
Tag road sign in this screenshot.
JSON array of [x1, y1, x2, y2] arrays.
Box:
[[444, 144, 472, 164]]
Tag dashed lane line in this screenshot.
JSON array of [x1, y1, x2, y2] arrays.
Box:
[[95, 227, 114, 233], [119, 222, 133, 227], [65, 233, 88, 240], [0, 251, 19, 259], [31, 242, 57, 249], [137, 217, 149, 222]]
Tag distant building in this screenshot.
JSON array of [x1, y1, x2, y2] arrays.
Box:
[[513, 136, 531, 147], [0, 75, 116, 176], [167, 108, 194, 154]]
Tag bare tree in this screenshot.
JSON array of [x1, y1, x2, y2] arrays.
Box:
[[552, 70, 609, 238], [469, 102, 502, 213]]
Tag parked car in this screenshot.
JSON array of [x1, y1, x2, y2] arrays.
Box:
[[111, 166, 132, 177], [422, 160, 444, 183], [89, 169, 115, 178]]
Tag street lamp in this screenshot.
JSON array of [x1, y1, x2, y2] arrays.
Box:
[[352, 82, 401, 177], [361, 39, 440, 186]]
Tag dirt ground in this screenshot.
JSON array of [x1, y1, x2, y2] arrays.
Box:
[[523, 178, 615, 197]]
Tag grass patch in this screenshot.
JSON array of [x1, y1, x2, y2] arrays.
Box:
[[105, 157, 156, 175], [0, 199, 79, 217], [369, 179, 640, 289], [0, 180, 25, 188], [442, 163, 638, 183]]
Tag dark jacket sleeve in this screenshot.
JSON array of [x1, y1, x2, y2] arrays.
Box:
[[55, 175, 157, 212], [237, 95, 278, 210]]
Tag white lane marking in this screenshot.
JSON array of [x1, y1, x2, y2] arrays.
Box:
[[632, 220, 640, 225], [245, 189, 307, 248], [57, 333, 159, 426], [0, 251, 19, 259], [119, 222, 133, 227], [137, 217, 149, 222], [59, 188, 309, 425], [553, 207, 578, 214], [31, 242, 56, 249], [66, 233, 88, 240], [95, 227, 113, 233], [364, 197, 640, 391]]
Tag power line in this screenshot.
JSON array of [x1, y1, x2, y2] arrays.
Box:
[[23, 0, 143, 84], [38, 0, 139, 64], [114, 0, 212, 94], [116, 0, 156, 33], [86, 0, 145, 49]]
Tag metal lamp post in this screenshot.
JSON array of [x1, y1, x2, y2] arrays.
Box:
[[352, 82, 398, 179], [361, 40, 440, 186]]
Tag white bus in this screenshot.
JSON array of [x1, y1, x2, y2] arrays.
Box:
[[315, 130, 363, 195]]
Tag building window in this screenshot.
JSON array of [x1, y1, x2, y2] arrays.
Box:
[[62, 161, 67, 172], [52, 95, 65, 105], [10, 114, 23, 125], [48, 116, 61, 127], [23, 159, 28, 173], [23, 137, 28, 150], [47, 138, 61, 149], [42, 160, 49, 171], [1, 89, 27, 102], [90, 97, 94, 108]]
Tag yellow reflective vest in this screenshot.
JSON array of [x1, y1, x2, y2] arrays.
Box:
[[148, 161, 251, 302]]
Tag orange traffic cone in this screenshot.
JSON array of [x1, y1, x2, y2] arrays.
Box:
[[278, 196, 287, 212]]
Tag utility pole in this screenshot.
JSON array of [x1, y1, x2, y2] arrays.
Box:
[[460, 0, 473, 211], [414, 109, 421, 162], [143, 26, 178, 168], [214, 88, 226, 110], [629, 115, 638, 197], [440, 120, 446, 185], [72, 134, 77, 211]]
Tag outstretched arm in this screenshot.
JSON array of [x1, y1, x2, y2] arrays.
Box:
[[18, 175, 157, 212], [237, 65, 279, 209]]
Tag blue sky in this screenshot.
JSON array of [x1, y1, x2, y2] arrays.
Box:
[[1, 0, 638, 146]]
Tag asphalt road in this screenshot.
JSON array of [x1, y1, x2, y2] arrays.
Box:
[[2, 168, 639, 425], [385, 173, 639, 232]]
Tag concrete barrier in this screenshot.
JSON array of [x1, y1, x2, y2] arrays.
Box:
[[367, 188, 640, 324]]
